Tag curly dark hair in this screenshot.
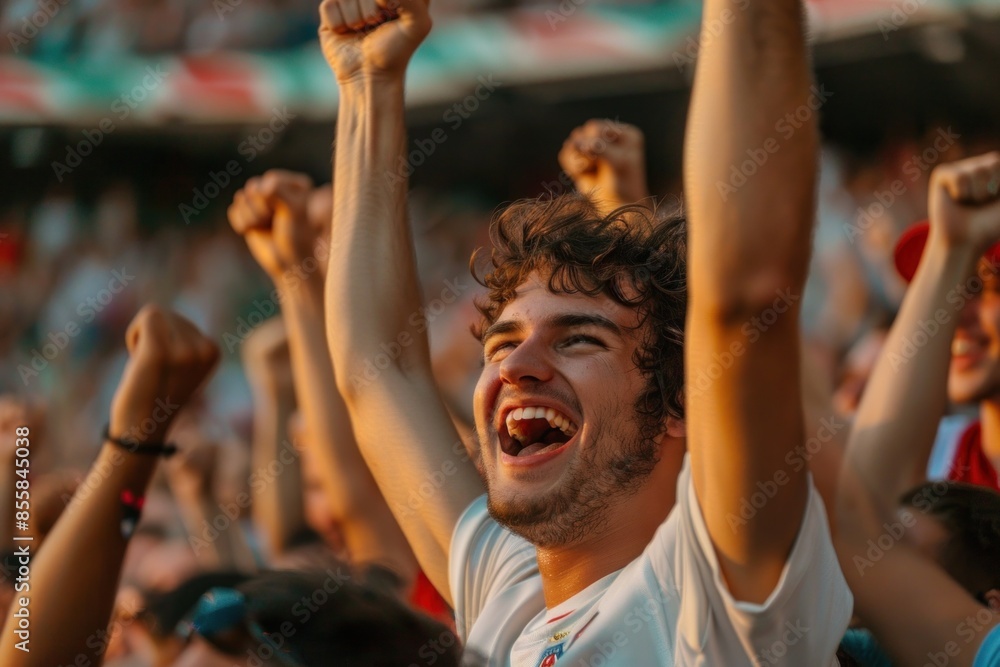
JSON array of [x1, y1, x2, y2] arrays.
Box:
[[470, 192, 687, 438], [900, 481, 1000, 599]]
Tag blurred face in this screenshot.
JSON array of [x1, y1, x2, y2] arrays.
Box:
[[948, 264, 1000, 404], [474, 273, 664, 547]]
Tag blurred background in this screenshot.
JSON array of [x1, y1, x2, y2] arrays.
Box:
[[2, 0, 1000, 468]]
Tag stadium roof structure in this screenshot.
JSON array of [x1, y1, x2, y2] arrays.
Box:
[[1, 0, 998, 126]]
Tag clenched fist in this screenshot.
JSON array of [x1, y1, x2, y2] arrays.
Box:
[[558, 119, 648, 214], [319, 0, 431, 84], [109, 306, 219, 444], [228, 170, 329, 282], [928, 152, 1000, 255]]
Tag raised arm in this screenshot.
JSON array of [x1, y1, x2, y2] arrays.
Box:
[[240, 316, 305, 559], [684, 0, 817, 602], [319, 0, 483, 602], [165, 416, 258, 571], [229, 169, 418, 582], [0, 306, 218, 667], [837, 153, 1000, 665], [845, 153, 1000, 507]]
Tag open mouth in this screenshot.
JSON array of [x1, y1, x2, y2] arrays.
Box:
[[953, 338, 986, 358], [500, 406, 578, 459]]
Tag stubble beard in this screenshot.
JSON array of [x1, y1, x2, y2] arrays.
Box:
[[483, 410, 660, 549]]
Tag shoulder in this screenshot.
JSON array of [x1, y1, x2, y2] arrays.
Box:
[[449, 495, 539, 639]]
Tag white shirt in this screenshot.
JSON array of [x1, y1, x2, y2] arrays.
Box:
[[449, 457, 852, 666], [927, 413, 975, 480]]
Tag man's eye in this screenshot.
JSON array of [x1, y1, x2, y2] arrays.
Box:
[[562, 335, 602, 348], [486, 342, 515, 361]]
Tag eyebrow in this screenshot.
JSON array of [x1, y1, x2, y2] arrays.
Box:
[[482, 312, 623, 345]]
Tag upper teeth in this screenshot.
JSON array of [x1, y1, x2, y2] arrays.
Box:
[[953, 339, 974, 355], [505, 406, 578, 443]]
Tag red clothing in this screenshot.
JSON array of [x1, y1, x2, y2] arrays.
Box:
[[409, 569, 453, 628], [947, 421, 1000, 491]]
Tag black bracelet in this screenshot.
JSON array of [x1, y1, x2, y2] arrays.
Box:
[[103, 424, 178, 458]]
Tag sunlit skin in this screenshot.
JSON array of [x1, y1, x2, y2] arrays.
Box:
[[473, 273, 685, 606], [948, 260, 1000, 468]]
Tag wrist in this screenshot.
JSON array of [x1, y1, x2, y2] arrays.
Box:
[[278, 279, 324, 308], [925, 225, 980, 260], [338, 69, 406, 92], [918, 233, 979, 281]]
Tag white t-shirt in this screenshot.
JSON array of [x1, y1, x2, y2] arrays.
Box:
[[927, 413, 975, 480], [449, 457, 852, 666]]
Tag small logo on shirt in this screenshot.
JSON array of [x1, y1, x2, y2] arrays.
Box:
[[550, 631, 569, 642], [537, 643, 564, 667]]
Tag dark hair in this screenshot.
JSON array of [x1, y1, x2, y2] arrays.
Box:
[[471, 193, 687, 434], [141, 570, 251, 639], [900, 481, 1000, 597], [233, 569, 461, 667]]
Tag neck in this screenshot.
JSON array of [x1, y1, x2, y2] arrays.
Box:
[[979, 400, 1000, 465], [535, 444, 684, 608]]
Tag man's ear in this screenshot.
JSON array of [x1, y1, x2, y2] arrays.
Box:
[[984, 588, 1000, 612], [665, 415, 685, 439]]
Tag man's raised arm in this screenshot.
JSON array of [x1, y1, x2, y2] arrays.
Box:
[[684, 0, 817, 602], [319, 0, 483, 603]]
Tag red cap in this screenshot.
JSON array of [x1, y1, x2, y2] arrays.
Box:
[[894, 220, 1000, 282]]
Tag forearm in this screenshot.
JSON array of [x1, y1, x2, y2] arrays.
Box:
[[0, 444, 156, 666], [683, 0, 818, 602], [326, 78, 431, 381], [246, 368, 303, 558], [845, 241, 975, 512], [686, 0, 816, 309], [281, 287, 417, 580]]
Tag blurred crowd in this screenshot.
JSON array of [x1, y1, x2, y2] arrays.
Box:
[[1, 0, 1000, 662], [1, 0, 666, 58], [3, 126, 999, 460]]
